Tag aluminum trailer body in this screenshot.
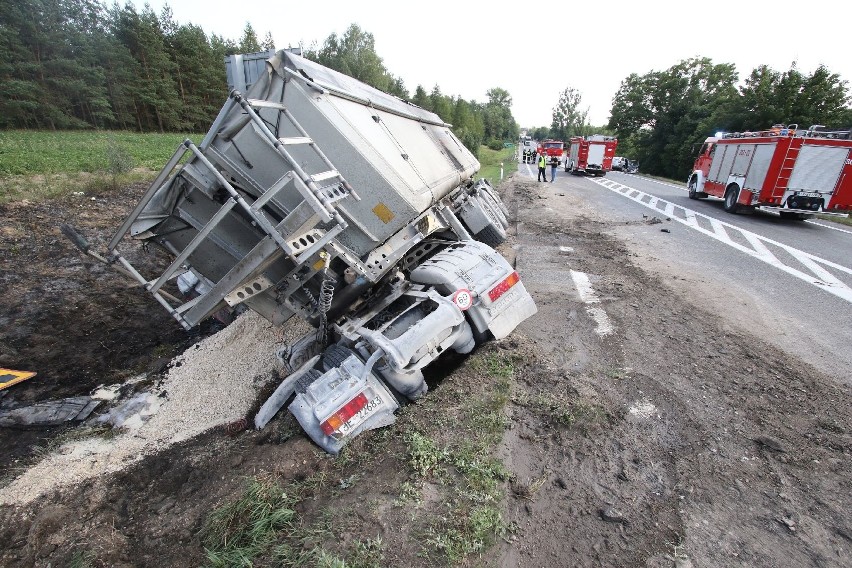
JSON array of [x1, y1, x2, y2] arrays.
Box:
[[102, 50, 536, 453]]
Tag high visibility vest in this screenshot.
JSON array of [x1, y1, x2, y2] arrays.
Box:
[[538, 155, 546, 168]]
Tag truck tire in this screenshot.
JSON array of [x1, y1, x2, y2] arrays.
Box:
[[479, 192, 509, 230], [322, 343, 358, 371], [688, 177, 706, 200], [295, 369, 323, 394], [475, 224, 506, 247], [481, 185, 510, 219], [723, 185, 740, 214]]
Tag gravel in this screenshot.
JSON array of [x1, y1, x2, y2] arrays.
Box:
[[0, 311, 310, 507]]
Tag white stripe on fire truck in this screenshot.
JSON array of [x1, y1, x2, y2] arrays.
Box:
[[592, 178, 852, 305]]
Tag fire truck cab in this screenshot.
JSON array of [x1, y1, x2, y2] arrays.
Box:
[[537, 139, 565, 166]]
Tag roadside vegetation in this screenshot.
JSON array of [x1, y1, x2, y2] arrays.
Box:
[[0, 130, 200, 204], [199, 345, 518, 567], [478, 146, 518, 188]]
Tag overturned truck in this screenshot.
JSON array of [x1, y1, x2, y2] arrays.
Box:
[[100, 50, 536, 453]]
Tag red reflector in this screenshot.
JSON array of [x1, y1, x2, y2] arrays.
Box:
[[320, 392, 368, 436], [488, 271, 520, 302]]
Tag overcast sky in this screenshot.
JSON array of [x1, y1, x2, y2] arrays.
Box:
[[132, 0, 851, 130]]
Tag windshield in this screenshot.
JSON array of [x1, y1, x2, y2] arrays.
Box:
[[545, 143, 563, 149]]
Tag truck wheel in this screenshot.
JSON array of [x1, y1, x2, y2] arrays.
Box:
[[470, 323, 491, 345], [688, 177, 705, 200], [479, 192, 508, 230], [322, 343, 358, 371], [723, 185, 740, 214], [481, 185, 510, 219], [475, 224, 506, 247], [295, 369, 323, 394]]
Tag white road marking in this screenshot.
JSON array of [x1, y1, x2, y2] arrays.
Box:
[[570, 270, 615, 337], [619, 174, 685, 191], [805, 220, 852, 234], [592, 177, 852, 304], [625, 174, 852, 234]]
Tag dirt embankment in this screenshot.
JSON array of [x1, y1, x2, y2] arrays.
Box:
[[0, 175, 850, 567]]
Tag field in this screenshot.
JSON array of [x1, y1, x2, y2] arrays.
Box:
[[0, 130, 201, 204], [0, 130, 199, 176]]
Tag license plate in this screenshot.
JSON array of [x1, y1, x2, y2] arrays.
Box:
[[797, 192, 820, 198], [333, 391, 384, 439]]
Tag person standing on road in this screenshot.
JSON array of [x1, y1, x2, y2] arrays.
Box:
[[537, 153, 547, 182], [550, 155, 558, 183]]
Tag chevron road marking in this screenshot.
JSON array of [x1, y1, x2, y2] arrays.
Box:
[[592, 177, 852, 305]]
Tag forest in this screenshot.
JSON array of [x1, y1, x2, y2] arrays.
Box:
[[0, 0, 516, 157], [1, 0, 851, 179]]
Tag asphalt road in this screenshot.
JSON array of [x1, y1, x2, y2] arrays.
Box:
[[515, 162, 852, 385]]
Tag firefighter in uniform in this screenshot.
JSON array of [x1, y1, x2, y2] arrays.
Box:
[[537, 153, 548, 182]]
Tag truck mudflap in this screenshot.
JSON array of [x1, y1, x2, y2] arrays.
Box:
[[409, 241, 537, 340], [289, 354, 399, 455]]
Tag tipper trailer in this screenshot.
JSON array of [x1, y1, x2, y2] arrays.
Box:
[[65, 50, 536, 453]]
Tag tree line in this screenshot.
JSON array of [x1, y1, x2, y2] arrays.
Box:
[[0, 0, 257, 132], [0, 2, 518, 157], [606, 57, 851, 179], [302, 24, 518, 155], [526, 60, 851, 180]]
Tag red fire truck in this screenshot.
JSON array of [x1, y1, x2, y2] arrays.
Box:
[[687, 125, 852, 219], [565, 135, 618, 176], [537, 139, 565, 165]]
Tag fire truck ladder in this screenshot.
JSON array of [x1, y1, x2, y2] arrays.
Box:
[[773, 137, 803, 196], [107, 91, 364, 330]]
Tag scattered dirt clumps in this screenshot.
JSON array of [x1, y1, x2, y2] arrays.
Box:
[[0, 174, 850, 567]]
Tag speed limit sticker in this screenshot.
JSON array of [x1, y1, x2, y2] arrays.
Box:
[[452, 288, 473, 311]]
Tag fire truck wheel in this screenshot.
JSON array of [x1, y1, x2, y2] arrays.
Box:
[[688, 177, 702, 199], [723, 185, 740, 214]]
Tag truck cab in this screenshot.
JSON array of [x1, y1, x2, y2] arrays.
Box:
[[537, 140, 565, 166]]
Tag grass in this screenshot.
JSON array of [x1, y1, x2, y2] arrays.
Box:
[[68, 550, 94, 568], [201, 469, 386, 568], [517, 389, 610, 433], [201, 475, 300, 567], [395, 347, 515, 564], [477, 146, 518, 188], [0, 130, 201, 204], [0, 130, 197, 176], [816, 213, 852, 226]]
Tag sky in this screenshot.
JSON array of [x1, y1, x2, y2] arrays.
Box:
[[131, 0, 852, 130]]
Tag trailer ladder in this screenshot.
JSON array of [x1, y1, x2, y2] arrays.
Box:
[[107, 91, 367, 329]]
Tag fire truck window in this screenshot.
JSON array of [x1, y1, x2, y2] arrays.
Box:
[[707, 143, 715, 157]]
